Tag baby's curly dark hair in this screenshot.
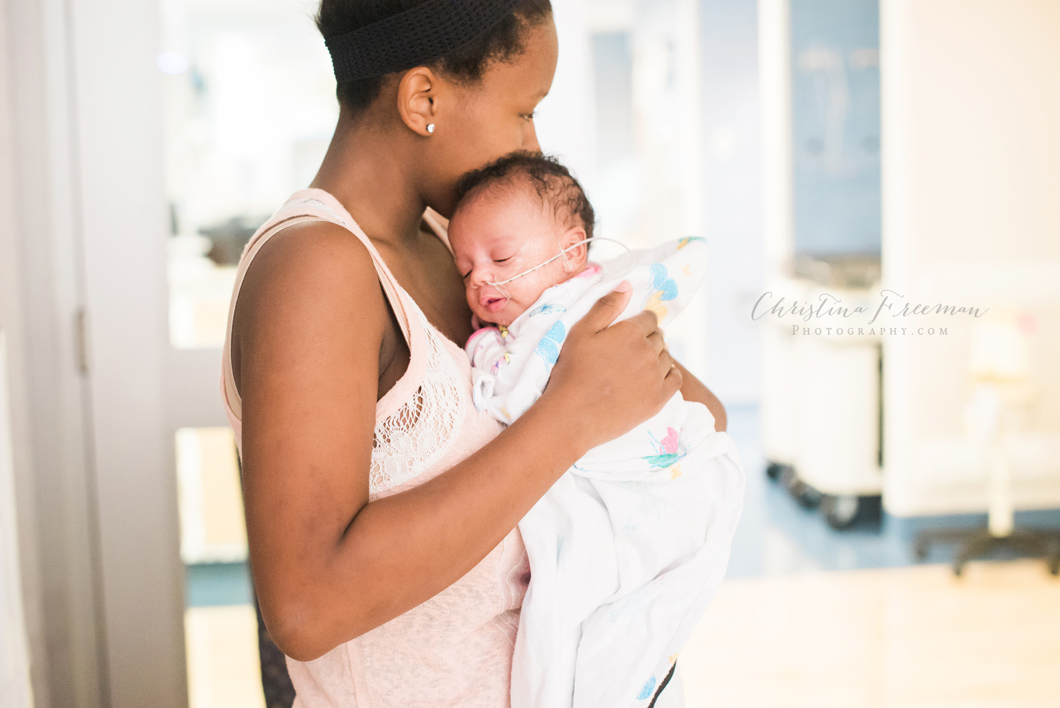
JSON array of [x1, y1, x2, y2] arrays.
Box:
[[453, 151, 595, 240]]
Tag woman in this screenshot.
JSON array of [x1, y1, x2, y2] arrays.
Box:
[[221, 0, 727, 705]]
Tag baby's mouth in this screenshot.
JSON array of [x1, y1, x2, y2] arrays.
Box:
[[483, 295, 508, 313]]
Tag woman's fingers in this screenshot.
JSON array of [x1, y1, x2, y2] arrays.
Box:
[[659, 348, 683, 399], [626, 308, 660, 337], [646, 329, 665, 355], [580, 282, 634, 333], [657, 347, 675, 378], [663, 358, 683, 396], [629, 312, 671, 371], [548, 292, 684, 450]]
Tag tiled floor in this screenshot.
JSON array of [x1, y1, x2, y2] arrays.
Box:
[[185, 605, 264, 708], [680, 560, 1060, 708], [185, 561, 1060, 708]]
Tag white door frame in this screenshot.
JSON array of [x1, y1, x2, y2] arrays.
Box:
[[13, 0, 232, 701], [4, 0, 114, 705], [67, 0, 197, 705]]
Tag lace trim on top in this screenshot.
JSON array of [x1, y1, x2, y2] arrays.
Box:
[[222, 191, 467, 496], [369, 305, 465, 496]]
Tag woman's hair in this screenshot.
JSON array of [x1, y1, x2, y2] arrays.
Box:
[[316, 0, 552, 115], [454, 151, 595, 240]]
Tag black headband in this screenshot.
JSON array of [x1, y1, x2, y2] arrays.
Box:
[[325, 0, 524, 84]]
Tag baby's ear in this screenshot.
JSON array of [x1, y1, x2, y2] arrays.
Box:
[[561, 227, 588, 270]]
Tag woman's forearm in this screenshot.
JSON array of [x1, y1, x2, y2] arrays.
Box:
[[673, 359, 727, 432], [299, 364, 710, 662], [253, 279, 680, 662], [274, 389, 587, 661]]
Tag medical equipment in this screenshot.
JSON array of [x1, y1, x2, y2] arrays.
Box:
[[761, 256, 885, 529], [912, 308, 1060, 576], [486, 236, 635, 299]]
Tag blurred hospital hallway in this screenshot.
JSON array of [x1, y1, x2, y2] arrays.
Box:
[[4, 0, 1060, 706]]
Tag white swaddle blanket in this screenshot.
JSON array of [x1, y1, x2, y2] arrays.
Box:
[[464, 238, 746, 708]]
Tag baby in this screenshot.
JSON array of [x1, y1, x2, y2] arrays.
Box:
[[448, 152, 746, 708], [450, 152, 598, 330]]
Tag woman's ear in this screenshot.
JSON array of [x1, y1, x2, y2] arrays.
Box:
[[560, 227, 588, 271], [396, 67, 439, 137]]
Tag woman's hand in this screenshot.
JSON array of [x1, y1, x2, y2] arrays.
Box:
[[540, 283, 683, 454], [241, 246, 679, 661], [672, 359, 728, 432]]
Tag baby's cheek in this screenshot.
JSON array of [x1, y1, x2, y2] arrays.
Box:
[[518, 273, 558, 304]]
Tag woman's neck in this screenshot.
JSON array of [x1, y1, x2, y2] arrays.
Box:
[[310, 111, 427, 249]]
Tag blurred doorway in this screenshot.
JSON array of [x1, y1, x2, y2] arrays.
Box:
[[67, 0, 335, 705], [159, 1, 338, 706]]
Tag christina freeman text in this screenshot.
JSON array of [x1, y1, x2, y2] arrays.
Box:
[[751, 289, 987, 337]]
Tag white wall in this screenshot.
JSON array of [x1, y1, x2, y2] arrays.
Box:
[[1, 0, 107, 705], [534, 0, 595, 188], [700, 0, 765, 407], [69, 0, 188, 699], [0, 1, 48, 704], [881, 0, 1060, 514], [0, 332, 35, 708]]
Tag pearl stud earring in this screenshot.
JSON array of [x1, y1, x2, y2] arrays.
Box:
[[426, 123, 436, 134]]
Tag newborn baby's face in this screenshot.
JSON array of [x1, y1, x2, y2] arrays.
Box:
[[450, 189, 584, 327]]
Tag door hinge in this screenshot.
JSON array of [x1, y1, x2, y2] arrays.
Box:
[[75, 307, 90, 375]]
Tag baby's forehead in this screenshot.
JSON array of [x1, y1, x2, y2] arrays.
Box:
[[467, 180, 545, 217], [454, 186, 558, 239]]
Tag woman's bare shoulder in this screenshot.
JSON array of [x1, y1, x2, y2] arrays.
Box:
[[244, 218, 378, 285], [232, 219, 390, 394]]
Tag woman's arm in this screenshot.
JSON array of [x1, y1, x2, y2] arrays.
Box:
[[236, 222, 680, 662], [673, 359, 727, 432]]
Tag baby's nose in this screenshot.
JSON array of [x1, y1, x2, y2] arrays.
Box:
[[467, 267, 491, 288]]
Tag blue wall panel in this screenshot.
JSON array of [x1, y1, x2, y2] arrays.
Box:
[[791, 0, 881, 257]]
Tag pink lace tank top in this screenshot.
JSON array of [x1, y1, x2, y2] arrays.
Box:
[[220, 188, 530, 708]]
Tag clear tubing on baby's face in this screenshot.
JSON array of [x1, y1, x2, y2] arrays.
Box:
[[487, 236, 632, 299]]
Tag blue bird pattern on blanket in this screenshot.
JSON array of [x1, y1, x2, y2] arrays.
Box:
[[534, 321, 567, 366], [642, 263, 680, 322], [528, 303, 567, 318], [637, 675, 657, 700]]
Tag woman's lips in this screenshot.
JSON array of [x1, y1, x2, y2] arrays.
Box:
[[484, 296, 508, 313]]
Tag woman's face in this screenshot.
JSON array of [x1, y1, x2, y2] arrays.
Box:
[[420, 16, 559, 217]]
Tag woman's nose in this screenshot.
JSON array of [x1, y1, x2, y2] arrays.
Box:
[[523, 123, 541, 153]]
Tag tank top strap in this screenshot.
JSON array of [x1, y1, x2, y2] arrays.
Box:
[[274, 189, 417, 342], [421, 207, 454, 256], [221, 188, 427, 422]]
